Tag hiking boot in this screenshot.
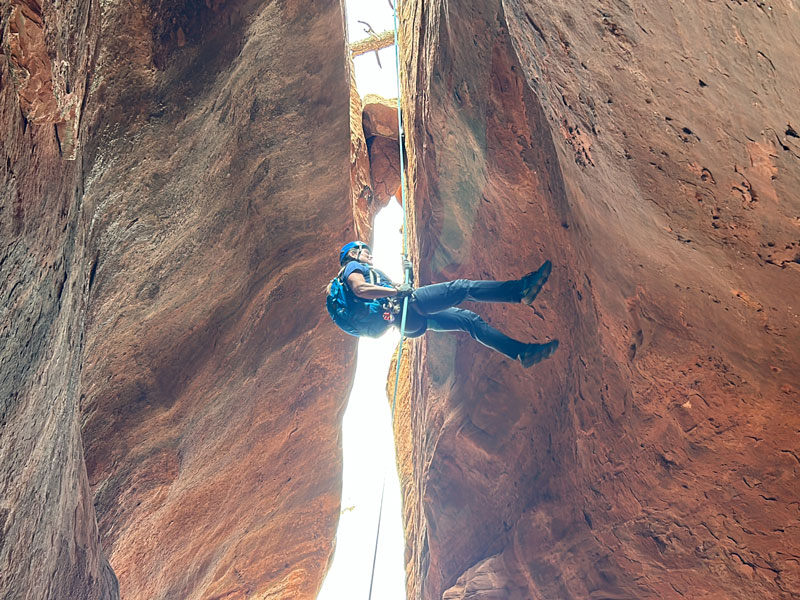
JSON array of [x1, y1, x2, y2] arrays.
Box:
[[518, 340, 559, 368], [520, 260, 552, 305]]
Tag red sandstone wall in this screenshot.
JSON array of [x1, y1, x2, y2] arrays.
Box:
[[398, 0, 800, 598], [351, 55, 375, 242], [364, 95, 402, 209], [351, 88, 402, 242], [2, 1, 355, 598], [1, 0, 117, 597], [79, 1, 355, 598]]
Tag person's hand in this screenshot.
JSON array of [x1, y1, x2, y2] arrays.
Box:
[[394, 282, 414, 298], [402, 257, 414, 284]]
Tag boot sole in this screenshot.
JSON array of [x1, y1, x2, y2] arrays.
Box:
[[520, 339, 559, 368], [521, 260, 552, 305]]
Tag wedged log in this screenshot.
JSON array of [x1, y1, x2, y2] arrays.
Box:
[[398, 0, 800, 598], [79, 1, 355, 598], [350, 30, 394, 59]]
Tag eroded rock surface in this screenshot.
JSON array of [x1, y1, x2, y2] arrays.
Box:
[[1, 0, 116, 597], [363, 94, 402, 209], [351, 91, 402, 240], [363, 94, 399, 139], [3, 0, 355, 598], [351, 58, 375, 242], [398, 0, 800, 598], [4, 0, 85, 157], [79, 1, 354, 598]]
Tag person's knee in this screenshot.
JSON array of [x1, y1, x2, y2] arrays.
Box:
[[447, 279, 471, 299], [457, 308, 483, 323], [449, 309, 484, 332], [403, 309, 427, 335]]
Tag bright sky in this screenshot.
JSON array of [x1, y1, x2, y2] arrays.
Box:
[[317, 203, 406, 600], [316, 2, 407, 599], [347, 1, 400, 98]]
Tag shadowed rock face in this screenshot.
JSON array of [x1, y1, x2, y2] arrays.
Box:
[[350, 90, 402, 242], [4, 0, 84, 157], [79, 1, 354, 598], [3, 0, 354, 598], [351, 58, 375, 242], [1, 0, 117, 597], [5, 0, 799, 597], [364, 94, 402, 209], [397, 0, 800, 598]]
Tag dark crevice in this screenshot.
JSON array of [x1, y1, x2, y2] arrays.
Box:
[[88, 253, 99, 291], [54, 124, 63, 156]]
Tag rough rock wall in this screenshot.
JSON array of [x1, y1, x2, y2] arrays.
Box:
[[350, 88, 402, 242], [363, 94, 402, 208], [4, 0, 85, 158], [1, 0, 117, 597], [351, 55, 375, 242], [398, 0, 800, 598], [78, 1, 354, 598], [3, 0, 355, 598]]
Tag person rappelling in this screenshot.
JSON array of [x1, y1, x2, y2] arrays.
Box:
[[326, 241, 559, 367]]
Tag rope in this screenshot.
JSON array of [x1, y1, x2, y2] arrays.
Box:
[[391, 0, 410, 423], [366, 478, 387, 599], [367, 2, 408, 598]]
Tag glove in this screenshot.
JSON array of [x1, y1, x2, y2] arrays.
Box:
[[402, 257, 415, 284], [394, 282, 414, 298]]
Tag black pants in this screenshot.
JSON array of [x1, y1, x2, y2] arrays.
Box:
[[397, 279, 527, 359]]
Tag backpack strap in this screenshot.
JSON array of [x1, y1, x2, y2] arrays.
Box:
[[338, 264, 364, 302], [340, 264, 389, 305], [339, 263, 376, 287]]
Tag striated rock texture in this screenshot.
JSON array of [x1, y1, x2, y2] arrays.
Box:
[[397, 0, 800, 599], [350, 55, 375, 242], [3, 0, 355, 599], [78, 1, 354, 598], [1, 0, 117, 597], [350, 87, 402, 242], [4, 0, 84, 158], [363, 94, 402, 209]]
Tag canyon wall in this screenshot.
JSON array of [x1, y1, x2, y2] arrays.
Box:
[[363, 94, 402, 210], [2, 1, 354, 598], [350, 58, 374, 242], [397, 0, 800, 598], [351, 88, 402, 243], [1, 1, 117, 597], [5, 0, 799, 598]]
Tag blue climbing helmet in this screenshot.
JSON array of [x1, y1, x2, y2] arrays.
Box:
[[339, 241, 371, 264]]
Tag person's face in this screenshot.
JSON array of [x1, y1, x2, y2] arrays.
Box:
[[352, 246, 373, 264]]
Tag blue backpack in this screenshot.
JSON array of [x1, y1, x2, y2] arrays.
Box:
[[326, 267, 393, 338]]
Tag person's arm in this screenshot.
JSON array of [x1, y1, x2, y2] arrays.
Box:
[[346, 272, 398, 299]]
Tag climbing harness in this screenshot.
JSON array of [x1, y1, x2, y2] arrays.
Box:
[[367, 2, 410, 598]]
